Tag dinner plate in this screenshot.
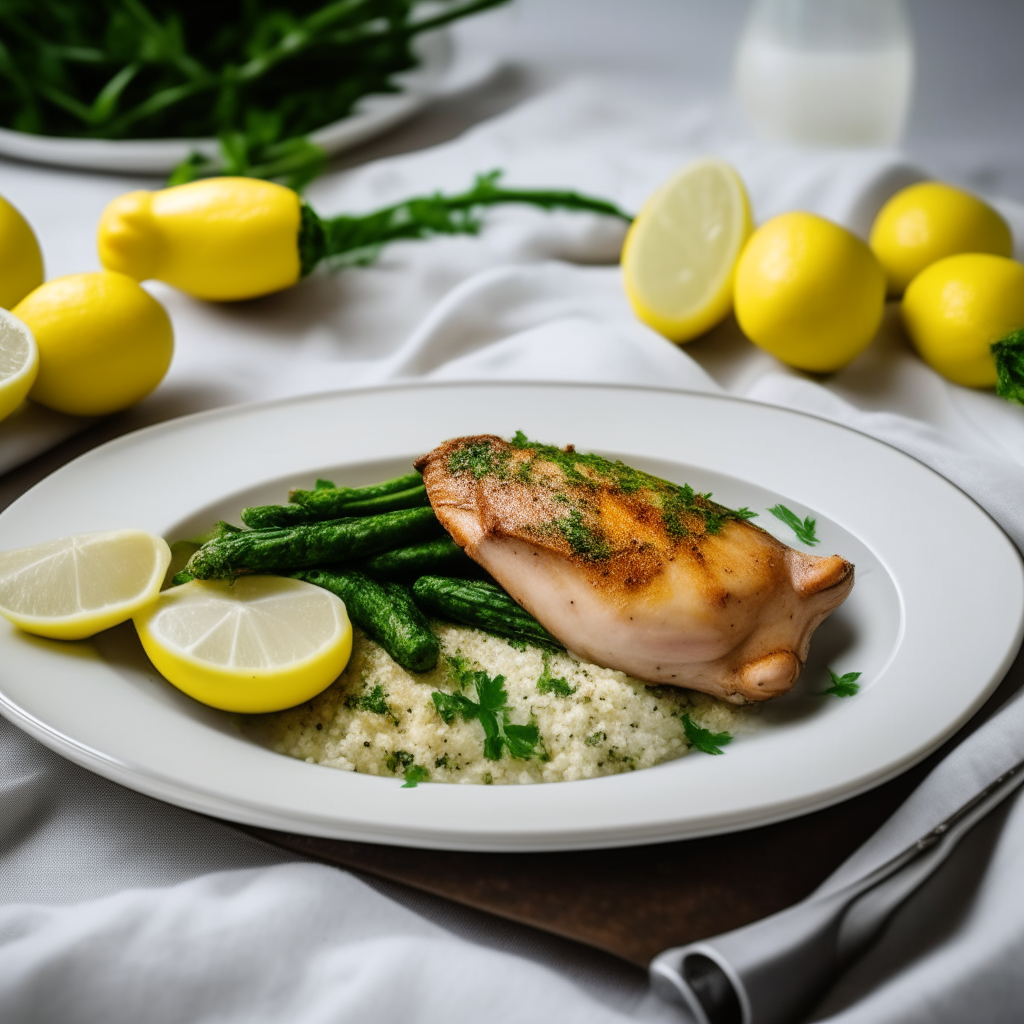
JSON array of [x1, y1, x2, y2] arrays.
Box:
[[0, 31, 451, 175], [0, 382, 1021, 852]]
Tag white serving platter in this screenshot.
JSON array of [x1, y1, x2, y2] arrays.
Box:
[[0, 382, 1020, 852], [0, 31, 452, 175]]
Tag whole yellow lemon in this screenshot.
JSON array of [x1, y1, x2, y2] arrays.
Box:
[[0, 194, 44, 310], [734, 212, 886, 373], [14, 271, 173, 417], [901, 253, 1024, 388], [870, 182, 1012, 296]]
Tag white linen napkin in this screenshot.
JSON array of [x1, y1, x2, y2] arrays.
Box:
[[4, 79, 1024, 1024]]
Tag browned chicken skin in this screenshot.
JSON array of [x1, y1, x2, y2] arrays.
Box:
[[416, 435, 854, 704]]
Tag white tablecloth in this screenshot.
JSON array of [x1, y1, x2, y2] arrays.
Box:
[[4, 64, 1024, 1024]]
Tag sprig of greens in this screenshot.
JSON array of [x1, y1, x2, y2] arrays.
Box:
[[301, 170, 633, 270], [822, 669, 861, 698], [993, 330, 1024, 406], [768, 503, 819, 546], [0, 0, 510, 188], [682, 713, 732, 755], [432, 657, 542, 761]]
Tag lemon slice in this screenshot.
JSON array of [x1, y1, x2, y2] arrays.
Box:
[[0, 308, 38, 423], [135, 576, 352, 713], [0, 529, 171, 640], [622, 158, 753, 343]]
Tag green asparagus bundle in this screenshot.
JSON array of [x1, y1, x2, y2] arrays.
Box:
[[178, 469, 562, 670]]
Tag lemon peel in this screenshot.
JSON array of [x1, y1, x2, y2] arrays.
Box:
[[0, 529, 170, 640], [135, 576, 352, 713], [734, 211, 885, 373], [902, 253, 1024, 388], [0, 308, 38, 423], [14, 271, 173, 417], [870, 182, 1013, 296]]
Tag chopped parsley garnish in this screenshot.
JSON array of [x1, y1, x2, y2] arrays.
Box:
[[432, 659, 542, 761], [346, 684, 398, 724], [584, 730, 606, 746], [386, 750, 415, 773], [768, 504, 819, 546], [682, 714, 732, 755], [822, 669, 861, 697], [536, 655, 576, 697], [447, 439, 510, 479], [401, 765, 431, 788]]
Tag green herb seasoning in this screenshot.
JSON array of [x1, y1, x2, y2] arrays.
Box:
[[345, 683, 398, 724], [431, 657, 542, 761], [682, 714, 733, 755], [821, 669, 861, 697], [536, 655, 576, 697], [443, 432, 761, 565], [768, 503, 819, 546]]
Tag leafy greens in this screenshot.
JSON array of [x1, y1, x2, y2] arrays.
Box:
[[768, 503, 819, 546], [0, 0, 510, 188], [432, 657, 542, 761]]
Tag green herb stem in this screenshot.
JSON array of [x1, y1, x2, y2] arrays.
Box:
[[299, 170, 633, 272]]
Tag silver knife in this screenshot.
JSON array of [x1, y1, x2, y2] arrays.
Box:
[[650, 754, 1024, 1024]]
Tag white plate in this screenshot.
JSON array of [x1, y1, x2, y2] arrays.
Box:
[[0, 382, 1021, 851], [0, 32, 452, 175]]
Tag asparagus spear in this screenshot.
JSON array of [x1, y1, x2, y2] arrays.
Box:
[[185, 507, 440, 580], [412, 576, 563, 652], [294, 569, 438, 673]]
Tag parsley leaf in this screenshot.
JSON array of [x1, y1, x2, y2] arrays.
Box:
[[432, 659, 542, 761], [768, 503, 819, 546], [682, 714, 733, 755], [822, 669, 861, 697], [401, 765, 431, 788], [537, 655, 576, 697]]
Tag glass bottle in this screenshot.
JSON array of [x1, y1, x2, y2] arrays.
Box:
[[735, 0, 915, 147]]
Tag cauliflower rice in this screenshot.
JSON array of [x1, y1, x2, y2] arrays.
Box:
[[240, 623, 757, 784]]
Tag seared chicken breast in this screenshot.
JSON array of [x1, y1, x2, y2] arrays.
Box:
[[416, 434, 853, 703]]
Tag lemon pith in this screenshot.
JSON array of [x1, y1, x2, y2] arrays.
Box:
[[870, 182, 1013, 296], [902, 253, 1024, 388], [13, 271, 173, 417], [622, 158, 753, 343], [0, 308, 38, 423], [734, 211, 886, 373], [134, 577, 352, 713], [0, 530, 171, 640]]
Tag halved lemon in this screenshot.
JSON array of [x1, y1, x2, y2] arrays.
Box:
[[0, 529, 170, 640], [622, 157, 753, 343], [0, 308, 38, 423], [134, 576, 352, 713]]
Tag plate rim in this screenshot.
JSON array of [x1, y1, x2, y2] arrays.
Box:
[[1, 379, 1021, 851]]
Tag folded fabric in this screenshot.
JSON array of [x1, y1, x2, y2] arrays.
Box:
[[4, 78, 1024, 1024]]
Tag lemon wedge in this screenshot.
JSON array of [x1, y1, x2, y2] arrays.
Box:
[[135, 576, 352, 713], [622, 158, 753, 343], [0, 529, 170, 640], [0, 308, 38, 423]]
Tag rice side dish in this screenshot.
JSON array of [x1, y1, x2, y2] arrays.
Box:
[[240, 624, 757, 785]]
